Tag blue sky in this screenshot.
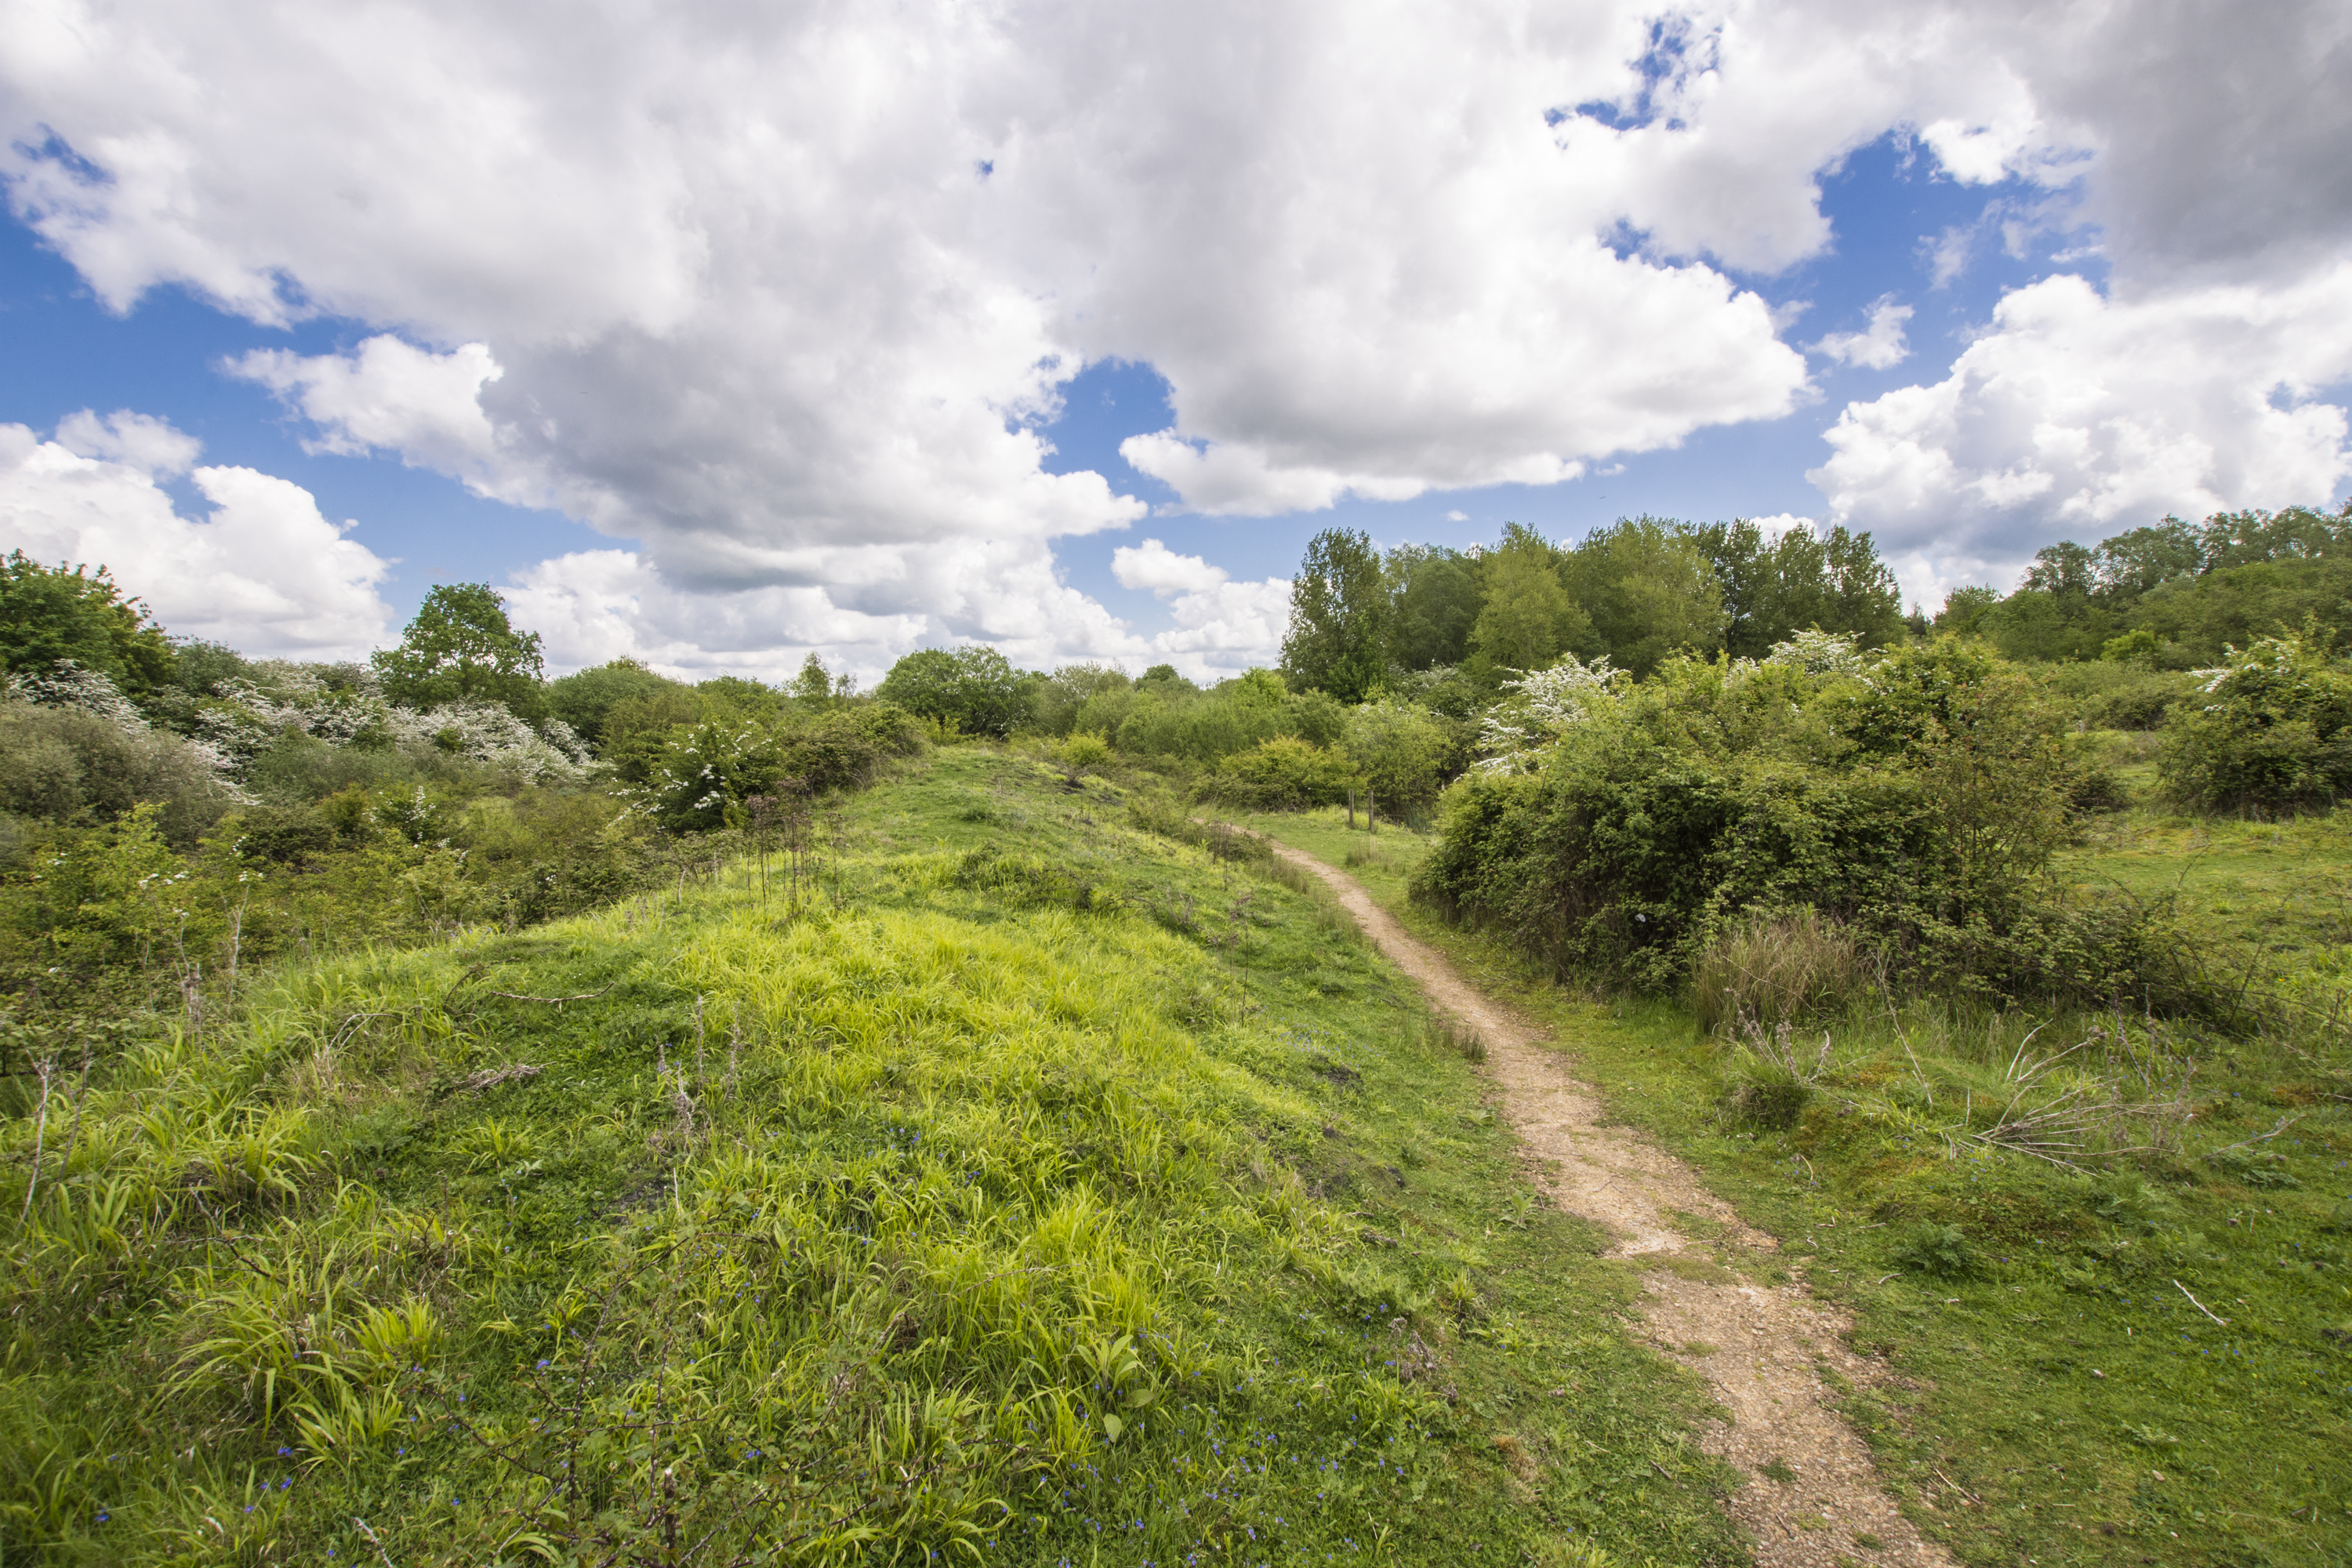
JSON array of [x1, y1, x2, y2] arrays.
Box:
[[2, 2, 2345, 679]]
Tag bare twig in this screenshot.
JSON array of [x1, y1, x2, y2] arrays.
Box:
[[2205, 1112, 2304, 1157], [16, 1054, 56, 1226], [478, 983, 615, 1009], [2173, 1279, 2228, 1327], [351, 1515, 397, 1567]]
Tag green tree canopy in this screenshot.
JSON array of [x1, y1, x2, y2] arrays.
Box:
[[372, 583, 547, 716], [1563, 517, 1726, 677], [0, 551, 175, 697], [1386, 545, 1483, 671], [1469, 524, 1589, 672], [875, 644, 1026, 737], [1280, 528, 1391, 702], [546, 658, 691, 746]]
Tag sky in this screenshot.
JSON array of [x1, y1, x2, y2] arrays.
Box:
[[2, 0, 2348, 685]]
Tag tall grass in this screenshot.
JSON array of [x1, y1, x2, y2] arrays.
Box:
[[1689, 906, 1871, 1035], [8, 754, 1738, 1566]]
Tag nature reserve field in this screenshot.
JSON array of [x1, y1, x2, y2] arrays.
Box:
[[1223, 802, 2352, 1568], [7, 751, 1753, 1566]]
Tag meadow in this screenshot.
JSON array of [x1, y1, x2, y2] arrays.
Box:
[[3, 750, 1754, 1566], [1222, 789, 2352, 1568]]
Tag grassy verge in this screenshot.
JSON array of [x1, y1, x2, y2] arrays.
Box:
[[2, 752, 1748, 1566], [1223, 804, 2352, 1568]]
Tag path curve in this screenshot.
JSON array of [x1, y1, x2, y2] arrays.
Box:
[[1272, 840, 1954, 1568]]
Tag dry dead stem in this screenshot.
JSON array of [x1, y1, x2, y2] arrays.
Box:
[[1272, 841, 1955, 1568]]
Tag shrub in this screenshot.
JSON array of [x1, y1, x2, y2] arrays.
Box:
[[1690, 908, 1870, 1034], [876, 645, 1025, 738], [0, 689, 241, 846], [1339, 698, 1457, 808], [2158, 631, 2352, 813], [1058, 731, 1112, 771], [1211, 737, 1355, 808], [1890, 1223, 1980, 1279]]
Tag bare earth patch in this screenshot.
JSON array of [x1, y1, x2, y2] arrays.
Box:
[[1272, 841, 1954, 1568]]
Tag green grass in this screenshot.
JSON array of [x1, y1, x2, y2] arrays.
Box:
[[1221, 804, 2352, 1568], [1, 752, 1748, 1566]]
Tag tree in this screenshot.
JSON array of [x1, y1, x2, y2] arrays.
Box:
[[372, 583, 546, 716], [789, 652, 837, 705], [1279, 528, 1391, 703], [1469, 524, 1589, 671], [1563, 517, 1725, 677], [2020, 541, 2098, 598], [546, 659, 691, 747], [1698, 519, 1905, 658], [1935, 586, 2000, 637], [0, 551, 175, 697], [874, 644, 1026, 737], [1386, 545, 1483, 671]]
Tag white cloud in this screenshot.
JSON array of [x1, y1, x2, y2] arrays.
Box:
[[227, 336, 528, 497], [53, 408, 201, 476], [1748, 513, 1818, 542], [1812, 269, 2352, 601], [0, 0, 2347, 662], [0, 418, 395, 658], [1112, 538, 1228, 596], [1811, 299, 1912, 370]]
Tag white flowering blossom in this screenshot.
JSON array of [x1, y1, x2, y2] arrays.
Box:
[[1760, 628, 1866, 677], [1475, 653, 1628, 775], [387, 703, 592, 782], [197, 662, 590, 782], [2, 659, 150, 731], [3, 660, 244, 787]]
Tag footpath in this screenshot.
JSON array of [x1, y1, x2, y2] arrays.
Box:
[[1270, 839, 1955, 1568]]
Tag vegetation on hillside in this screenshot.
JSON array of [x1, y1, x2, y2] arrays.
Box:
[[5, 492, 2352, 1566]]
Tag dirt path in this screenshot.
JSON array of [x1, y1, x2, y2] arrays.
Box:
[[1272, 842, 1954, 1568]]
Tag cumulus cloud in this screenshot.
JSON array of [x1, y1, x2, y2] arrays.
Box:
[[1811, 300, 1912, 370], [53, 407, 202, 476], [0, 416, 395, 657], [1112, 538, 1229, 596], [1812, 269, 2352, 603], [1, 0, 2347, 663], [227, 336, 524, 494], [1109, 539, 1290, 677]]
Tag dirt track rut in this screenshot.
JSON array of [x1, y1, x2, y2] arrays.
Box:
[[1274, 842, 1954, 1568]]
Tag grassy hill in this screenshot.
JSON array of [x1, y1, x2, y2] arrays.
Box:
[[4, 751, 1744, 1566]]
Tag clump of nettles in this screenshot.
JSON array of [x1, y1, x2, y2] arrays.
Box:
[[1891, 1223, 1980, 1280]]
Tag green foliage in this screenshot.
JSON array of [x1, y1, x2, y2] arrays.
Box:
[[1889, 1222, 1980, 1280], [635, 704, 923, 830], [1469, 524, 1590, 672], [1026, 662, 1132, 737], [2158, 630, 2352, 813], [1697, 517, 1907, 659], [1281, 528, 1391, 702], [1385, 545, 1483, 671], [876, 644, 1026, 737], [1340, 698, 1457, 810], [1418, 638, 2139, 1002], [545, 658, 692, 747], [0, 689, 238, 847], [368, 583, 547, 717], [0, 551, 175, 698], [1210, 736, 1356, 808], [1560, 517, 1726, 678], [1940, 502, 2352, 667]]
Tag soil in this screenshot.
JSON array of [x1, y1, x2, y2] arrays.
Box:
[[1274, 842, 1955, 1568]]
